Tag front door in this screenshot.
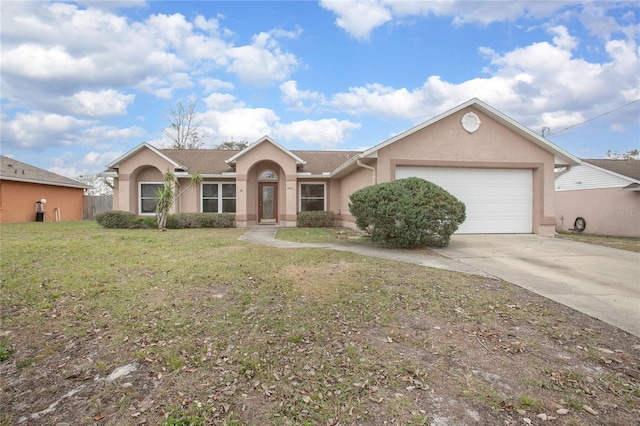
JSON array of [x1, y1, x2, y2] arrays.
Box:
[[258, 183, 277, 223]]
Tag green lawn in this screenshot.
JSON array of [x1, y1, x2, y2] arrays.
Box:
[[1, 222, 638, 425]]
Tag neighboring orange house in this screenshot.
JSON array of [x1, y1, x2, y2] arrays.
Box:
[[0, 155, 90, 223], [99, 99, 580, 236]]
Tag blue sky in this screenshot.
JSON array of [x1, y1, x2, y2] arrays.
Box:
[[1, 1, 639, 179]]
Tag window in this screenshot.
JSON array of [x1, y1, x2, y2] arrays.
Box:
[[259, 169, 277, 180], [202, 183, 236, 213], [139, 182, 163, 214], [299, 183, 326, 211]]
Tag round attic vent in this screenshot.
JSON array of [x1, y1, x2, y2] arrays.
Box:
[[461, 111, 481, 133]]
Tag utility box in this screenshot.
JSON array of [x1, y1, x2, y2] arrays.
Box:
[[35, 199, 46, 222]]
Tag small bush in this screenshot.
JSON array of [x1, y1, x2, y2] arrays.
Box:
[[95, 210, 137, 228], [348, 177, 465, 248], [166, 213, 235, 229], [130, 216, 157, 229], [297, 211, 336, 228]]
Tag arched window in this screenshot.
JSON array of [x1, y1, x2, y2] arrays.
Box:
[[259, 169, 278, 180]]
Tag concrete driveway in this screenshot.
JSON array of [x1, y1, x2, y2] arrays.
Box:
[[433, 234, 640, 337]]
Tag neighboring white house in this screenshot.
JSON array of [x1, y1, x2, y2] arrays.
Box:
[[555, 159, 640, 237]]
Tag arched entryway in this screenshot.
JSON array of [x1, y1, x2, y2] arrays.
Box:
[[258, 169, 278, 223]]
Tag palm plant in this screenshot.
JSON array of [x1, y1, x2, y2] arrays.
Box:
[[155, 171, 176, 231], [155, 170, 203, 231]]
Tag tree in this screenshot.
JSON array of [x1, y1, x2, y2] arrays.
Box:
[[163, 99, 208, 149], [214, 140, 250, 150], [154, 170, 203, 231], [76, 174, 113, 196], [606, 149, 639, 160]]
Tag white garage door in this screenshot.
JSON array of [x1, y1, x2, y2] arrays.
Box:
[[396, 167, 533, 234]]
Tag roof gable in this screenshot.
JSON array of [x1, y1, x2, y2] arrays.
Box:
[[361, 98, 580, 167], [225, 136, 306, 166], [0, 155, 90, 189], [107, 142, 187, 170]]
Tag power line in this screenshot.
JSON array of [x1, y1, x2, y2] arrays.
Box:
[[548, 98, 640, 136]]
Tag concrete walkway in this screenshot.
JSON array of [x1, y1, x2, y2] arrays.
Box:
[[239, 227, 640, 337], [238, 226, 488, 276]]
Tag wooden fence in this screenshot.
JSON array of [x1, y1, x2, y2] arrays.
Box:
[[83, 195, 113, 220]]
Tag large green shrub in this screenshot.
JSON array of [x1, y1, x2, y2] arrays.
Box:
[[297, 211, 335, 228], [95, 210, 137, 228], [348, 177, 466, 248]]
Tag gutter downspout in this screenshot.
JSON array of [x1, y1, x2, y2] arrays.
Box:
[[357, 159, 377, 185]]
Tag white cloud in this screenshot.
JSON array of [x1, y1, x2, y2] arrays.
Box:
[[201, 108, 280, 144], [199, 77, 235, 93], [1, 3, 300, 107], [79, 126, 145, 143], [226, 31, 299, 86], [295, 24, 639, 136], [320, 0, 391, 40], [198, 98, 360, 149], [274, 119, 362, 149], [1, 111, 92, 149], [280, 80, 326, 111], [82, 150, 125, 169], [204, 93, 242, 111], [321, 0, 594, 40], [61, 89, 135, 117]]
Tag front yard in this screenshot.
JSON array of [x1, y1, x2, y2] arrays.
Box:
[[1, 222, 638, 425]]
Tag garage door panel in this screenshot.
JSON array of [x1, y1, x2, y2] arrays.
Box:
[[396, 167, 532, 234]]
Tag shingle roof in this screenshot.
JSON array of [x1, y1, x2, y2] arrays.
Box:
[[292, 150, 362, 174], [0, 155, 90, 189], [160, 149, 239, 174], [158, 149, 362, 175], [582, 159, 640, 181]]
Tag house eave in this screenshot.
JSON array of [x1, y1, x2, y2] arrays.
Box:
[[107, 142, 187, 171], [225, 136, 306, 166], [0, 176, 91, 189], [360, 98, 580, 167]]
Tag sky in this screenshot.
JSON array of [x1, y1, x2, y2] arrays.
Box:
[[1, 0, 639, 179]]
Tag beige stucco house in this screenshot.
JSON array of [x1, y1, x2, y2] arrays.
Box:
[[100, 99, 579, 236], [555, 159, 640, 237]]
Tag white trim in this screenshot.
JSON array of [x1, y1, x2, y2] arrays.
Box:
[[139, 181, 164, 215], [225, 136, 306, 166], [298, 182, 327, 212], [107, 142, 187, 170], [360, 98, 580, 167], [201, 181, 236, 213]]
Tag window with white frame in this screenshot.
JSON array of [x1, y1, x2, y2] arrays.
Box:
[[299, 183, 326, 211], [139, 182, 163, 214], [202, 183, 236, 213]]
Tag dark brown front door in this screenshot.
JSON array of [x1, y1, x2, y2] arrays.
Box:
[[258, 183, 277, 223]]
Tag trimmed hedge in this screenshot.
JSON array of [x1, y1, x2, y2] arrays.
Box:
[[95, 211, 235, 229], [95, 210, 137, 228], [297, 211, 335, 228], [165, 213, 235, 229], [348, 177, 466, 248]]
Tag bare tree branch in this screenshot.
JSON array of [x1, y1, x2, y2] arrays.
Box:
[[163, 99, 208, 149]]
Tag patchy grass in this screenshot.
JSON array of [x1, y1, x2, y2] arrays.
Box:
[[276, 227, 366, 243], [558, 232, 640, 252], [1, 222, 638, 425]]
